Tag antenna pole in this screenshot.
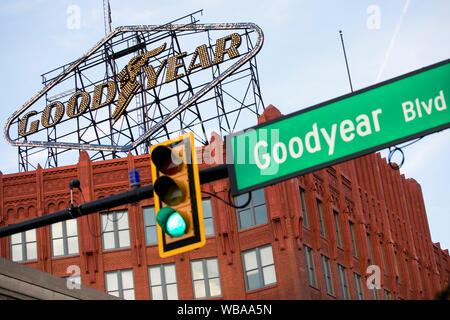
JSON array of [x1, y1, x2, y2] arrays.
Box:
[[339, 30, 354, 92], [103, 0, 112, 35]]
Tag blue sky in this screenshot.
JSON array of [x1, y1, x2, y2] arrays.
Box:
[[0, 0, 449, 250]]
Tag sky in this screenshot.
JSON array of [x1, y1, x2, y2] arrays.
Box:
[[0, 0, 449, 249]]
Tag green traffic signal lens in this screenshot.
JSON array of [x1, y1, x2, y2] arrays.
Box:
[[156, 207, 186, 237], [166, 212, 186, 237]]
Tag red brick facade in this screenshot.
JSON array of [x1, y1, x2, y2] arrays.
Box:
[[0, 105, 448, 300]]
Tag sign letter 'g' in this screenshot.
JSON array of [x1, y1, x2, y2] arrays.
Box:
[[19, 111, 39, 136]]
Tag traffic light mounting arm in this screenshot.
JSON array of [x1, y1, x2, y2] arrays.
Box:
[[0, 164, 228, 239]]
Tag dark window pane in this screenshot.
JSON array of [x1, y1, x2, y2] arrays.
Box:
[[252, 189, 266, 206], [247, 269, 261, 291], [143, 207, 156, 226], [204, 218, 215, 237], [145, 226, 158, 245], [254, 205, 268, 225], [202, 199, 213, 218], [238, 209, 252, 230], [235, 193, 250, 207]]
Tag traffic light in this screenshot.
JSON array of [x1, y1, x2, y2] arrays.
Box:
[[150, 132, 205, 258]]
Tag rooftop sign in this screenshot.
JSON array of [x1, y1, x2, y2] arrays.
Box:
[[4, 22, 263, 153]]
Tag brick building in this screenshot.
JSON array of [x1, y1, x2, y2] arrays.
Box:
[[0, 105, 448, 300]]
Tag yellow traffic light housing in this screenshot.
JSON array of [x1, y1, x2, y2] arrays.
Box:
[[150, 133, 205, 258]]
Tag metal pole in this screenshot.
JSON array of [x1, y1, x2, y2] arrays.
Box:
[[339, 30, 354, 93], [0, 164, 229, 238]]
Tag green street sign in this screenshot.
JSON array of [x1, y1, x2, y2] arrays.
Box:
[[227, 59, 450, 196]]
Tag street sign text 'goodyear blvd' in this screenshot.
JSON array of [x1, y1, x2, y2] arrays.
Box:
[[227, 59, 450, 196]]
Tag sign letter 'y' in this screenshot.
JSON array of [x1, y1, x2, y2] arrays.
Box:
[[113, 43, 166, 121]]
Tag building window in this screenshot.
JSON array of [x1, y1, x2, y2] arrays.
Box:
[[51, 219, 79, 257], [366, 233, 373, 264], [202, 199, 215, 237], [10, 229, 37, 262], [148, 264, 178, 300], [101, 210, 130, 251], [349, 221, 358, 257], [384, 289, 391, 300], [372, 287, 379, 300], [191, 257, 222, 299], [337, 264, 351, 300], [406, 259, 413, 290], [299, 187, 309, 228], [380, 242, 387, 275], [353, 273, 364, 300], [394, 251, 402, 285], [333, 210, 342, 247], [242, 244, 277, 291], [235, 188, 267, 230], [316, 199, 326, 238], [304, 245, 317, 287], [143, 206, 157, 245], [105, 269, 135, 300], [321, 255, 335, 295]]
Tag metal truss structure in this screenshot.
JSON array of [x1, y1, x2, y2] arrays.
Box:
[[5, 11, 265, 171]]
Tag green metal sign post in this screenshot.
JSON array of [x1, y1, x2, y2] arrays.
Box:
[[227, 59, 450, 196]]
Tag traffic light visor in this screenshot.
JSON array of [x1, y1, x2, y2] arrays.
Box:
[[151, 145, 183, 175], [153, 176, 184, 206]]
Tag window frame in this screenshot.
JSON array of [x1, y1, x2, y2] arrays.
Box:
[[349, 221, 358, 257], [333, 210, 342, 247], [10, 229, 38, 262], [303, 245, 318, 287], [190, 257, 222, 299], [321, 255, 335, 296], [50, 219, 79, 257], [148, 263, 178, 300], [337, 264, 351, 300], [316, 199, 326, 238], [366, 232, 374, 264], [242, 244, 277, 292], [202, 198, 215, 237], [235, 188, 268, 230], [353, 272, 364, 300], [104, 269, 135, 300], [101, 210, 131, 251], [299, 187, 309, 228], [142, 206, 157, 245], [380, 241, 388, 275]]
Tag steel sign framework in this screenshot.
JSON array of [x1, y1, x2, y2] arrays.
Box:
[[4, 11, 264, 171]]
